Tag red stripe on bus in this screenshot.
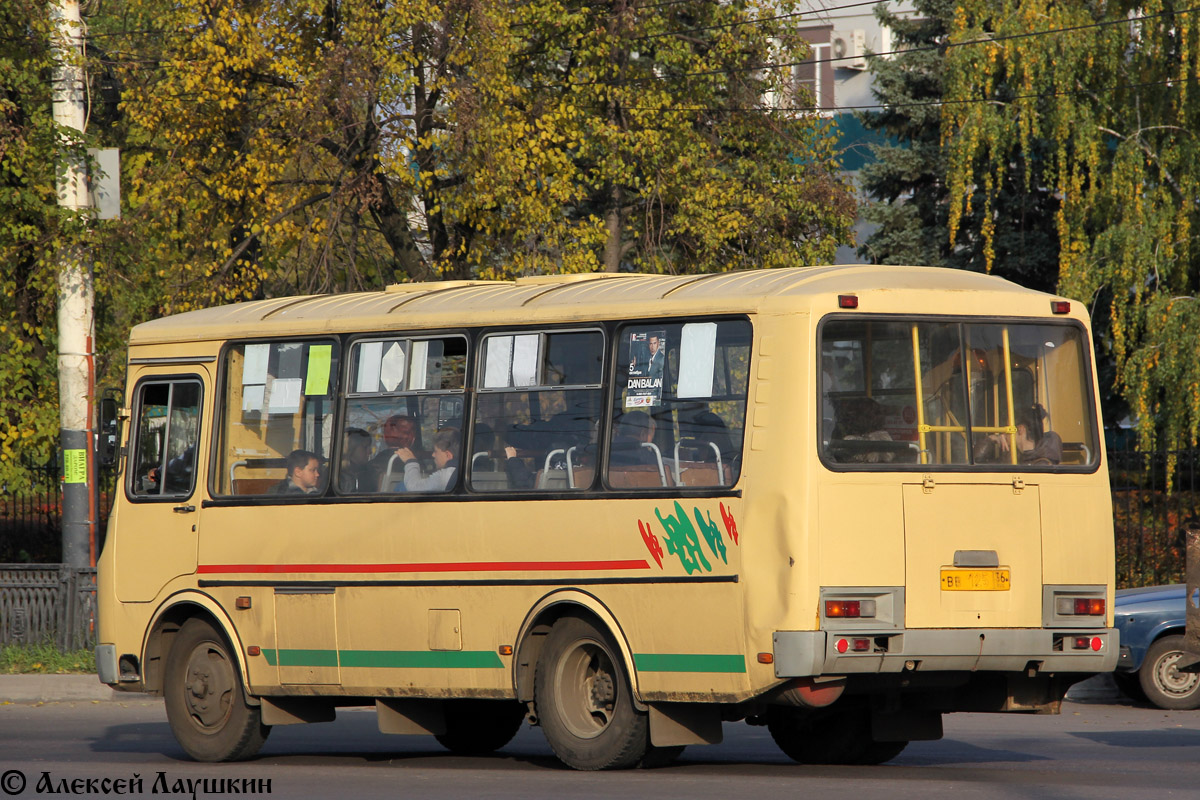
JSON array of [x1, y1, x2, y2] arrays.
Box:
[[196, 560, 652, 574]]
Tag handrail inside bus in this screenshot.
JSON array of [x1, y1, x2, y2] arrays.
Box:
[[672, 439, 724, 486], [911, 323, 1021, 465], [642, 442, 667, 486], [538, 449, 565, 490], [383, 452, 402, 491]]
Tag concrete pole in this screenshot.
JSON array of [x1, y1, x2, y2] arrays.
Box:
[[50, 0, 96, 569]]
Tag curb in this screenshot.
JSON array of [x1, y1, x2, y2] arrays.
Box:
[[0, 674, 152, 703]]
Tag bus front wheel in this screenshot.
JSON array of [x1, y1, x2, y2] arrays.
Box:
[[163, 618, 269, 762], [534, 616, 648, 770]]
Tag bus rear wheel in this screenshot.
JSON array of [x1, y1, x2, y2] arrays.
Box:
[[768, 708, 904, 765], [435, 700, 526, 755], [163, 618, 269, 762], [534, 617, 648, 770]]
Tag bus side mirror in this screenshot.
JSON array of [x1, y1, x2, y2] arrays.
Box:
[[98, 396, 120, 467]]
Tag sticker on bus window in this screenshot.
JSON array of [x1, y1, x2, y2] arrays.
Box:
[[677, 322, 717, 398], [625, 329, 666, 408]]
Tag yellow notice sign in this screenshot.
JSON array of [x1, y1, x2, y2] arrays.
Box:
[[305, 345, 332, 396], [63, 449, 87, 484]]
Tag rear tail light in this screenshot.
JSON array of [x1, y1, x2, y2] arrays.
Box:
[[1056, 596, 1105, 616], [825, 599, 877, 618], [1070, 636, 1105, 651]]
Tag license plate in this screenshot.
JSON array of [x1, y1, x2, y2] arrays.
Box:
[[940, 569, 1010, 591]]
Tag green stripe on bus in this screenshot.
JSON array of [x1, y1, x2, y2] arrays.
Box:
[[633, 653, 746, 673], [260, 649, 504, 669], [340, 650, 505, 669]]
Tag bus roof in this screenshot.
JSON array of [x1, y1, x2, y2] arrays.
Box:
[[130, 265, 1070, 345]]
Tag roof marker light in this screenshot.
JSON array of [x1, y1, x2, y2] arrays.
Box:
[[1051, 300, 1071, 314], [838, 294, 859, 309]]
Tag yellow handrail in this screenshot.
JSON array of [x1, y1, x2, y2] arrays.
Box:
[[1002, 327, 1017, 464], [911, 324, 927, 464]]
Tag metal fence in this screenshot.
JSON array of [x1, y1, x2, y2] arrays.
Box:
[[1110, 446, 1200, 589], [0, 442, 1198, 649], [0, 565, 97, 650]]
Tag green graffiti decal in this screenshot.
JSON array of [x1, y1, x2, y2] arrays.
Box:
[[695, 507, 727, 564], [655, 500, 712, 574], [642, 502, 735, 573]]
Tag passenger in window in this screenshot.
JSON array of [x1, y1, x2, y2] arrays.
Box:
[[679, 410, 734, 464], [270, 450, 322, 495], [503, 445, 536, 490], [395, 428, 460, 492], [610, 410, 659, 466], [339, 428, 375, 492], [975, 406, 1063, 465], [835, 397, 895, 463], [368, 414, 419, 486]]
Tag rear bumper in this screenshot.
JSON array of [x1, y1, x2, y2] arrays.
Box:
[[773, 627, 1119, 677]]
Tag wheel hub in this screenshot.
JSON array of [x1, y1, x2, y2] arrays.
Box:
[[590, 672, 615, 710], [1156, 652, 1199, 696], [182, 645, 234, 730]]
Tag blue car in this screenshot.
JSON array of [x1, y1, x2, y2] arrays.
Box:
[[1115, 584, 1200, 709]]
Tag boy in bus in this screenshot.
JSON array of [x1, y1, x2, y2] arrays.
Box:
[[394, 428, 460, 492], [269, 449, 322, 495], [974, 407, 1063, 465]]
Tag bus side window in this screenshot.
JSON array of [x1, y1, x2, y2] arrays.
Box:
[[471, 330, 603, 493], [215, 340, 339, 497], [130, 379, 202, 498], [339, 335, 467, 495], [609, 320, 750, 489]]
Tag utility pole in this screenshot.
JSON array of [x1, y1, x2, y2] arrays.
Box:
[[50, 0, 96, 569]]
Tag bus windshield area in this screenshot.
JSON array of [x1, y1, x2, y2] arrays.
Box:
[[821, 318, 1098, 469]]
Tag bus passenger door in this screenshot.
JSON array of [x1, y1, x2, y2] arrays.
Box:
[[116, 371, 209, 603]]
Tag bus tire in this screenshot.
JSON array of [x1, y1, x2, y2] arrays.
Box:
[[163, 618, 269, 762], [767, 708, 865, 764], [435, 700, 525, 755], [1139, 634, 1200, 710], [534, 616, 648, 770]]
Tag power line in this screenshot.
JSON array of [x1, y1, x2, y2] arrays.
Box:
[[613, 74, 1196, 116], [546, 4, 1198, 89], [629, 0, 892, 43]]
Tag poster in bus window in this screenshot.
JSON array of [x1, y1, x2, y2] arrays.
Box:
[[625, 329, 666, 408]]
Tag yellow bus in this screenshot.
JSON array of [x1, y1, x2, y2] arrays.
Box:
[[95, 266, 1116, 769]]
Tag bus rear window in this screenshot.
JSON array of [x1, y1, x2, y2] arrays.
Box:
[[821, 318, 1097, 469]]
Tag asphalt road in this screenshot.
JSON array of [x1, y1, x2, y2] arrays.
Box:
[[2, 696, 1198, 799]]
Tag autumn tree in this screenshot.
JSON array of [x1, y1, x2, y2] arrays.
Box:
[[0, 2, 72, 486], [437, 0, 855, 277], [104, 0, 854, 302], [943, 0, 1200, 450]]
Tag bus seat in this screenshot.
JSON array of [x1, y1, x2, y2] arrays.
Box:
[[231, 477, 282, 495], [608, 465, 671, 488], [470, 470, 509, 491], [534, 464, 596, 491], [675, 462, 730, 487], [1060, 442, 1091, 465]]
